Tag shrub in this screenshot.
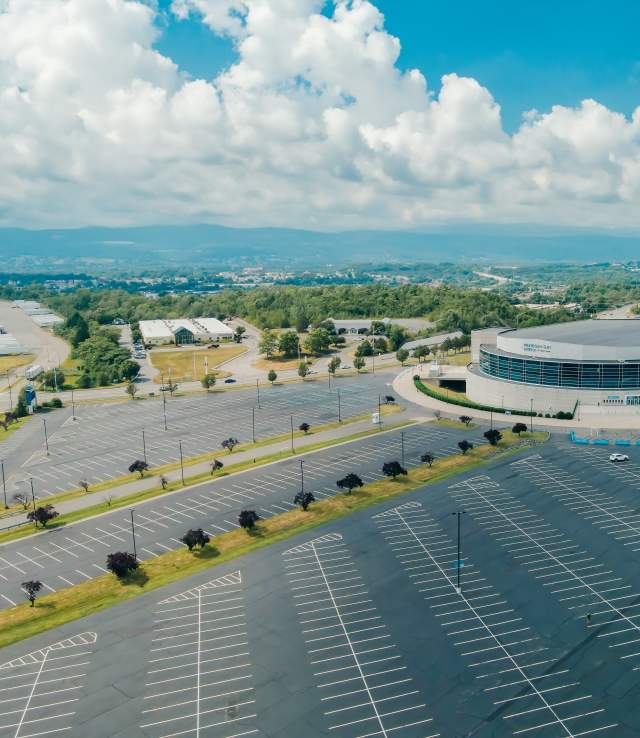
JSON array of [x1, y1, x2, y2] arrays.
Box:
[[106, 551, 139, 579]]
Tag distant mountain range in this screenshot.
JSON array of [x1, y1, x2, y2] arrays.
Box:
[[1, 224, 640, 269]]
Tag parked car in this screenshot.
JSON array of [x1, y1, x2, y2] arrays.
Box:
[[609, 453, 629, 462], [224, 378, 236, 384]]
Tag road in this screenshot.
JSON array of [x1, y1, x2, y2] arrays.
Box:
[[0, 301, 69, 403], [2, 436, 640, 736], [0, 422, 488, 609], [0, 371, 401, 502]]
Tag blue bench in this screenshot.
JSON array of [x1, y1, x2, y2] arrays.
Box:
[[593, 439, 609, 445]]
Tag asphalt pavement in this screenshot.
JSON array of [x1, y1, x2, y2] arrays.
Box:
[[0, 422, 487, 609], [2, 438, 640, 736], [1, 371, 399, 502]]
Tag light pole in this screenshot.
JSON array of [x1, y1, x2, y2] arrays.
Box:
[[1, 460, 6, 509], [29, 477, 36, 515], [179, 440, 185, 485], [300, 460, 304, 494], [530, 398, 534, 433], [162, 392, 168, 431], [256, 379, 261, 409], [377, 395, 382, 429], [42, 418, 49, 455], [6, 371, 12, 409], [252, 407, 256, 444], [401, 431, 405, 468], [130, 509, 137, 560], [71, 388, 76, 420], [290, 415, 295, 453], [142, 428, 147, 465], [452, 510, 466, 594], [53, 366, 58, 393], [337, 388, 342, 423]]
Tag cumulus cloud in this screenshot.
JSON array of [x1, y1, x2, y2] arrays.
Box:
[[1, 0, 639, 229]]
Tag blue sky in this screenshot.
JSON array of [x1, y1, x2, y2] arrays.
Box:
[[156, 0, 640, 131]]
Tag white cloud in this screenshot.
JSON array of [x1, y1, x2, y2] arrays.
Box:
[[1, 0, 640, 229]]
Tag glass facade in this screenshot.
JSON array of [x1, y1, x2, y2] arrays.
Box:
[[479, 348, 640, 389]]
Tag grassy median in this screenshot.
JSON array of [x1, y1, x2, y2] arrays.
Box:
[[0, 403, 403, 518], [0, 430, 547, 649], [0, 412, 410, 546]]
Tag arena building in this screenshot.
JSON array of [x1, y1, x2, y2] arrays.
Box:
[[466, 320, 640, 413]]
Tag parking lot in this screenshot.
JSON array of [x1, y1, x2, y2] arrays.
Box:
[[0, 422, 487, 608], [4, 435, 640, 736], [5, 372, 399, 500]]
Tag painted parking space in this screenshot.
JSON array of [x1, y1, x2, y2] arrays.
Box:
[[0, 423, 485, 609], [512, 454, 640, 551], [282, 533, 439, 738], [0, 632, 97, 738], [448, 475, 640, 670], [373, 500, 617, 738], [141, 571, 261, 738], [13, 375, 399, 499]]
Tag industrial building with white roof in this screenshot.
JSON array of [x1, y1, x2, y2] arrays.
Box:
[[139, 318, 233, 345]]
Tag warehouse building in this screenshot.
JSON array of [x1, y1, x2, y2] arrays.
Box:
[[467, 319, 640, 413], [139, 318, 234, 346]]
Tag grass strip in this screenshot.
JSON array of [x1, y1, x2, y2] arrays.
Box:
[[0, 430, 547, 649], [0, 403, 402, 515], [0, 415, 413, 545]]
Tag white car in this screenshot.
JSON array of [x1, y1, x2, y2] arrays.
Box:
[[609, 453, 629, 462]]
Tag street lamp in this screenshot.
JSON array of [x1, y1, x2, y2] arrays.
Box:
[[452, 510, 466, 594], [179, 440, 185, 485], [290, 415, 295, 452], [337, 388, 342, 423], [1, 460, 6, 509], [252, 406, 256, 444], [400, 431, 405, 468], [142, 428, 147, 465], [130, 509, 137, 560], [162, 392, 168, 431], [530, 398, 534, 433], [256, 379, 261, 409], [71, 388, 76, 420], [29, 477, 36, 515], [42, 418, 49, 455], [300, 460, 304, 494]]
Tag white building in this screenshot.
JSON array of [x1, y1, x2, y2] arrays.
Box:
[[139, 318, 234, 346], [466, 320, 640, 414]]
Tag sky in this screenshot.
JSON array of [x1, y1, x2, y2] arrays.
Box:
[[2, 0, 640, 232]]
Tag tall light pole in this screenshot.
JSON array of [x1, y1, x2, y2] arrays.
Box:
[[452, 510, 466, 594], [400, 431, 405, 469], [179, 440, 185, 485], [337, 388, 342, 423], [290, 415, 295, 453], [300, 460, 304, 494], [252, 407, 256, 444], [29, 477, 36, 515], [1, 460, 6, 509], [142, 428, 147, 465], [256, 379, 261, 409], [130, 509, 137, 560], [6, 371, 12, 409], [42, 418, 49, 455], [71, 388, 76, 420], [162, 392, 168, 431], [530, 398, 534, 433]]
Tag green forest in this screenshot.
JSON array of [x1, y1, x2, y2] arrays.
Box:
[[0, 283, 580, 335]]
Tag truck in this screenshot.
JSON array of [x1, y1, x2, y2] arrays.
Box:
[[25, 364, 43, 380]]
